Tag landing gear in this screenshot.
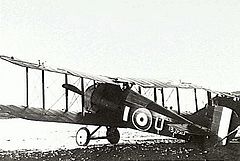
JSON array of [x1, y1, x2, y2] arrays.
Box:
[[76, 127, 90, 146], [106, 127, 120, 144], [75, 126, 120, 146]]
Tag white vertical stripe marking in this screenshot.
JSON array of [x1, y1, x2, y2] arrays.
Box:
[[218, 107, 232, 145], [123, 106, 130, 121]]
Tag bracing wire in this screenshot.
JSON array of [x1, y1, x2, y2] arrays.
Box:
[[85, 79, 92, 88], [46, 75, 65, 108], [42, 77, 81, 111], [143, 88, 151, 96], [68, 78, 81, 108], [49, 93, 65, 110], [29, 71, 42, 106], [133, 85, 139, 92], [166, 89, 174, 103], [36, 77, 81, 120], [69, 94, 80, 109]]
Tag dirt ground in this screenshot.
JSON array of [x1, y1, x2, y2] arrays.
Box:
[[0, 142, 239, 161]]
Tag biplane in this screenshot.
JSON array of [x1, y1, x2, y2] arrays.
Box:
[[0, 55, 239, 146]]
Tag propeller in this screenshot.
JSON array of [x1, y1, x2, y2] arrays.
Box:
[[62, 84, 84, 95]]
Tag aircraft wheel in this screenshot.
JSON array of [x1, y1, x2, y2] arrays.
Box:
[[106, 127, 120, 144], [76, 127, 90, 146]]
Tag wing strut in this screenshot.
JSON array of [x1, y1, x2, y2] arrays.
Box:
[[65, 74, 69, 112], [81, 77, 85, 116], [176, 87, 180, 114], [42, 70, 45, 110], [207, 91, 212, 106], [138, 86, 142, 94], [194, 88, 198, 111], [161, 88, 165, 107], [153, 88, 157, 102], [26, 67, 29, 108]]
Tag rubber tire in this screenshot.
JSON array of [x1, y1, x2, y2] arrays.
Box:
[[106, 127, 120, 144], [76, 127, 90, 146]]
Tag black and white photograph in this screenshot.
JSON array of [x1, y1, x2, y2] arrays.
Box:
[[0, 0, 240, 160]]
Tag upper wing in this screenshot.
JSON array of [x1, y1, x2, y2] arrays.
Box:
[[0, 55, 113, 84], [1, 55, 239, 98], [112, 77, 240, 98]]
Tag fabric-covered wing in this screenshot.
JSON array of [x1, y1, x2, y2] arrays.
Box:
[[1, 55, 239, 98], [0, 105, 125, 127], [111, 77, 240, 98], [0, 55, 113, 84], [0, 105, 80, 124], [111, 77, 201, 89]]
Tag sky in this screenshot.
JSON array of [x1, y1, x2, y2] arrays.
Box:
[[0, 0, 240, 107]]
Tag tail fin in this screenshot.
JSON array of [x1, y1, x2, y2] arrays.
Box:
[[211, 96, 240, 145], [210, 105, 233, 145], [186, 97, 240, 145]]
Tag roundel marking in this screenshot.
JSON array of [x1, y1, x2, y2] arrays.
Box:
[[136, 113, 148, 126], [132, 108, 152, 131]]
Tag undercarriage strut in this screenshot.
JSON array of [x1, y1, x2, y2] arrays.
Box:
[[75, 126, 120, 146]]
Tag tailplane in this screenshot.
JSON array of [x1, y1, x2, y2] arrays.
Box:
[[185, 96, 240, 145], [212, 96, 240, 145]]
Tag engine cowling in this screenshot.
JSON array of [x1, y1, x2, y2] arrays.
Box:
[[84, 83, 124, 113]]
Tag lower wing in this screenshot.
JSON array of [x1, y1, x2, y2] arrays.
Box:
[[0, 105, 80, 124]]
